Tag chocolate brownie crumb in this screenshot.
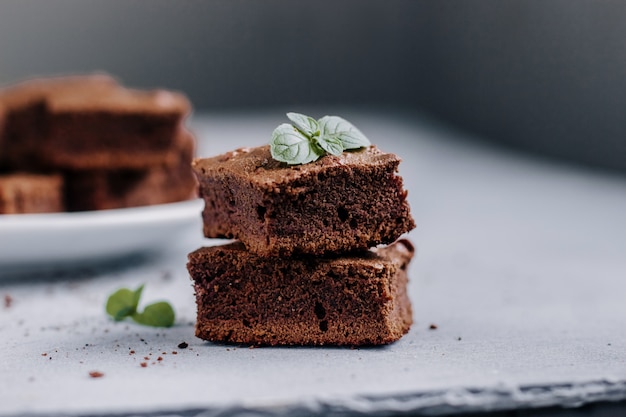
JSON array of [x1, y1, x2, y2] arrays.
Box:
[[88, 371, 104, 378], [4, 294, 12, 309]]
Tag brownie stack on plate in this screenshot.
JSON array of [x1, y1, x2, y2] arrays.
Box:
[[187, 145, 416, 346], [0, 74, 197, 214]]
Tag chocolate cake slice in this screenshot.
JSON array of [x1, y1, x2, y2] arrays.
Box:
[[0, 74, 190, 170], [64, 130, 197, 211], [192, 145, 415, 257], [0, 173, 64, 214], [187, 239, 414, 346]]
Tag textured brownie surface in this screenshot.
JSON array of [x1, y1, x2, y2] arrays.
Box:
[[193, 145, 415, 257], [187, 239, 414, 346], [0, 173, 64, 214], [64, 130, 197, 211], [0, 74, 191, 170]]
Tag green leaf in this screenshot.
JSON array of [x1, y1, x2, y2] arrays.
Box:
[[106, 286, 142, 321], [132, 301, 175, 328], [315, 133, 344, 156], [132, 284, 144, 308], [286, 112, 319, 137], [318, 115, 370, 150], [270, 123, 323, 165]]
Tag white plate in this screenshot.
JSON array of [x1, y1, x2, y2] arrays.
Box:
[[0, 199, 204, 268]]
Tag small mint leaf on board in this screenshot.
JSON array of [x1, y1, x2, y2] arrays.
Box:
[[132, 284, 144, 309], [105, 284, 175, 328], [270, 123, 322, 165], [318, 115, 370, 150], [286, 112, 319, 137], [106, 286, 141, 321], [132, 302, 175, 328]]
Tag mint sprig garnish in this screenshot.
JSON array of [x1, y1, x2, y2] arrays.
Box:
[[270, 112, 370, 165], [105, 284, 175, 328]]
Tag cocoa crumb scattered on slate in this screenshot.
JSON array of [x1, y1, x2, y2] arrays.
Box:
[[4, 294, 13, 309], [140, 362, 147, 368], [429, 324, 438, 330], [172, 351, 178, 355], [177, 342, 188, 349], [89, 371, 104, 378], [129, 350, 135, 355], [157, 357, 163, 361]]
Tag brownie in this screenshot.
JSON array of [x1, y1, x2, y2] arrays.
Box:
[[192, 145, 415, 257], [0, 173, 64, 214], [0, 74, 191, 170], [64, 130, 197, 211], [188, 239, 414, 346]]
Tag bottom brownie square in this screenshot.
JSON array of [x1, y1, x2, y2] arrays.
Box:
[[64, 131, 196, 211], [187, 239, 414, 346]]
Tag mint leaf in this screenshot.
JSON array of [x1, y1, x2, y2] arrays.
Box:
[[318, 115, 370, 150], [105, 284, 175, 328], [132, 284, 144, 309], [132, 302, 175, 328], [106, 286, 141, 321], [270, 113, 370, 165], [270, 123, 323, 165], [315, 133, 343, 156], [286, 112, 319, 137]]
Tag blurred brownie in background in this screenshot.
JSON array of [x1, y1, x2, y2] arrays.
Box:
[[0, 74, 197, 212], [0, 173, 64, 214], [65, 130, 197, 211]]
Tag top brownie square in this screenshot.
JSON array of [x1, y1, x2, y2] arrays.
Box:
[[192, 145, 415, 257], [0, 74, 190, 171]]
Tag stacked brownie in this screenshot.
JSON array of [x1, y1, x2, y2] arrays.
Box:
[[188, 145, 416, 346], [0, 74, 196, 214]]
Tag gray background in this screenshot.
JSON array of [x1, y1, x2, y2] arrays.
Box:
[[1, 0, 626, 172]]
